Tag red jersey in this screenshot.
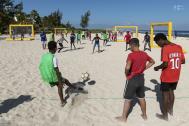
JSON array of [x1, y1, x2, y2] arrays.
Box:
[[124, 34, 131, 43], [127, 51, 152, 79], [161, 43, 185, 83]]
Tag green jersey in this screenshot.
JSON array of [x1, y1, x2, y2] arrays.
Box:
[[77, 33, 81, 40], [39, 52, 58, 84]]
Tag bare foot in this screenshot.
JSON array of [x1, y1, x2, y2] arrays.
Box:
[[61, 101, 67, 107], [141, 114, 147, 120], [115, 116, 127, 122], [156, 113, 168, 121], [168, 110, 173, 116]]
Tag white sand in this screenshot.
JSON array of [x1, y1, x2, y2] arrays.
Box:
[[0, 33, 188, 126]]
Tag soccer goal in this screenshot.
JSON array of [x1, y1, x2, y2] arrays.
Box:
[[114, 26, 138, 42], [54, 28, 67, 35], [6, 24, 35, 41], [150, 22, 172, 48]]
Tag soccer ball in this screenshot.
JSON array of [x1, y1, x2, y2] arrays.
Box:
[[81, 72, 90, 81], [84, 72, 90, 78]]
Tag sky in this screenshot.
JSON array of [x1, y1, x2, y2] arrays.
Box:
[[15, 0, 189, 30]]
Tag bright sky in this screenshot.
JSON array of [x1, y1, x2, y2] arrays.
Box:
[[15, 0, 189, 30]]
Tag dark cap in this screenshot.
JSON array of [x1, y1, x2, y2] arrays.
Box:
[[154, 33, 167, 42], [130, 38, 139, 46]]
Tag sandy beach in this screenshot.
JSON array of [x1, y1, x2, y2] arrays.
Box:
[[0, 33, 188, 126]]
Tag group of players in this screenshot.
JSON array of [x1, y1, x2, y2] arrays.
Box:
[[39, 30, 185, 123], [40, 30, 111, 54]]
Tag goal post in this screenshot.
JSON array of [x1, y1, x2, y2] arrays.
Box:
[[54, 28, 67, 35], [150, 22, 172, 48], [6, 24, 35, 41], [114, 26, 138, 42]]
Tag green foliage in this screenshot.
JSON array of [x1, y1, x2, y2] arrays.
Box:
[[0, 0, 23, 33], [80, 10, 91, 29], [0, 1, 93, 33], [41, 9, 63, 32]]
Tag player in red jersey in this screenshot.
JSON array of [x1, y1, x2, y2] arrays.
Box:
[[124, 31, 131, 51], [154, 33, 185, 120], [116, 38, 155, 122]]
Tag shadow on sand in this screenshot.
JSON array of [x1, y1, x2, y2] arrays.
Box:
[[0, 95, 35, 114], [61, 47, 85, 53], [64, 79, 96, 102], [150, 79, 163, 113]]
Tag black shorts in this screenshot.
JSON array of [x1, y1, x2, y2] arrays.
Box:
[[123, 74, 145, 100], [49, 77, 67, 87], [59, 43, 63, 47], [160, 82, 178, 91]]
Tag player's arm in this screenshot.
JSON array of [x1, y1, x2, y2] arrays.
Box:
[[154, 47, 168, 71], [181, 50, 185, 64], [145, 58, 155, 70], [125, 60, 132, 79], [54, 67, 63, 83], [182, 59, 185, 64], [154, 62, 168, 71]]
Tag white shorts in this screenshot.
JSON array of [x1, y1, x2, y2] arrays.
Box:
[[41, 41, 46, 44]]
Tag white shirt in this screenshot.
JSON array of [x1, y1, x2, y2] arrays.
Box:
[[53, 56, 58, 68]]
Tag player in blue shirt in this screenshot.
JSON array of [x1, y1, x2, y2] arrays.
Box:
[[40, 31, 47, 49]]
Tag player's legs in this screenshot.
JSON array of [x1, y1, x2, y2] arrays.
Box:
[[105, 39, 108, 45], [98, 44, 100, 52], [42, 41, 46, 49], [58, 43, 63, 52], [116, 99, 132, 122], [168, 83, 177, 115], [70, 42, 73, 50], [42, 41, 44, 49], [44, 41, 46, 49], [138, 98, 147, 120], [73, 42, 76, 49], [156, 83, 171, 120], [116, 79, 136, 122], [93, 42, 97, 53], [126, 42, 129, 51], [168, 90, 174, 115], [160, 91, 169, 120], [103, 40, 105, 46], [70, 41, 76, 49], [148, 42, 151, 51], [56, 82, 66, 106], [144, 42, 147, 51], [136, 74, 147, 120], [92, 43, 96, 53], [126, 42, 127, 51]]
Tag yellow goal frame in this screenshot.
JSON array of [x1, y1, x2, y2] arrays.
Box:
[[6, 24, 35, 41], [114, 26, 138, 42], [54, 28, 67, 35], [150, 22, 172, 48]]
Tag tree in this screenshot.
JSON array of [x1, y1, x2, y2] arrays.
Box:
[[29, 10, 42, 31], [80, 10, 91, 29], [0, 0, 24, 33], [41, 9, 63, 31]]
